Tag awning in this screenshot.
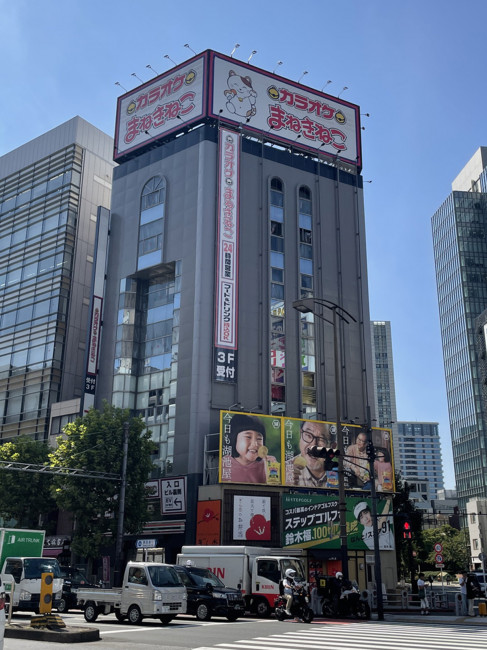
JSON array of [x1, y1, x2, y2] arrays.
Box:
[[42, 548, 62, 557]]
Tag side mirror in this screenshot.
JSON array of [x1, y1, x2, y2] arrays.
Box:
[[205, 582, 213, 594]]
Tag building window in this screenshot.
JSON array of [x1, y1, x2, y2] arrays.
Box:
[[269, 178, 285, 414], [138, 176, 166, 270], [298, 185, 315, 415]]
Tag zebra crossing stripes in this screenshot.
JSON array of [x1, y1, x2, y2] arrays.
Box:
[[193, 621, 487, 650]]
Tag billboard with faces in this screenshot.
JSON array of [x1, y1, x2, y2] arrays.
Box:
[[219, 412, 394, 493]]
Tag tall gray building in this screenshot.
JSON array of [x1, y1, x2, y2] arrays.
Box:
[[432, 147, 487, 508], [370, 321, 399, 462], [95, 50, 380, 575], [0, 117, 114, 441], [396, 421, 444, 503]]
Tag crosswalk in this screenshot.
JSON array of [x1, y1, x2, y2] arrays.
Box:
[[194, 621, 487, 650]]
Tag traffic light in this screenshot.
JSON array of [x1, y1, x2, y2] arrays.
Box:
[[403, 520, 412, 540], [39, 572, 53, 614], [307, 446, 340, 470]]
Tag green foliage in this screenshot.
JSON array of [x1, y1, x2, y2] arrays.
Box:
[[49, 403, 155, 559], [420, 525, 470, 574], [0, 436, 56, 529], [393, 474, 424, 582]]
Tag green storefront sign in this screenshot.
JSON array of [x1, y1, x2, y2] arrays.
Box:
[[0, 529, 45, 568]]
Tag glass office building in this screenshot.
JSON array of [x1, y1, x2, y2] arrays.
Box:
[[0, 117, 114, 441], [432, 147, 487, 508], [370, 321, 399, 462]]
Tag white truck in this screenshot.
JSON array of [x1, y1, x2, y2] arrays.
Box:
[[177, 545, 306, 617], [1, 556, 63, 614], [76, 561, 187, 625]]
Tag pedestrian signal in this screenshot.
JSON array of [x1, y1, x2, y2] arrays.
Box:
[[403, 521, 412, 540], [307, 446, 340, 470]]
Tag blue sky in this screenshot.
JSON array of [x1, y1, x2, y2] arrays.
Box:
[[3, 0, 487, 488]]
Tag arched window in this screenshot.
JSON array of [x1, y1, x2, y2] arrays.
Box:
[[138, 177, 166, 269]]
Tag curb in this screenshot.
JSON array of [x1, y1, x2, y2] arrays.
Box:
[[5, 623, 100, 643]]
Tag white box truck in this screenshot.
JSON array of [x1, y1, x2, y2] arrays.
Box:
[[177, 545, 306, 617], [76, 561, 187, 625]]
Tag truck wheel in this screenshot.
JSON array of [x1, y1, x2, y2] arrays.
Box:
[[196, 601, 212, 621], [57, 597, 68, 614], [159, 615, 174, 625], [84, 602, 99, 623], [115, 609, 126, 622], [226, 613, 239, 622], [255, 598, 271, 618], [128, 605, 143, 624]]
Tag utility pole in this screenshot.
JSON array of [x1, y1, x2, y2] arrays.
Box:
[[114, 420, 129, 587]]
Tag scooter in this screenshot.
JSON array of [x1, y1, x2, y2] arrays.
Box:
[[275, 584, 314, 623]]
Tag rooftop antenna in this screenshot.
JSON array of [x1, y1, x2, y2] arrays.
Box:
[[273, 61, 283, 74], [338, 86, 349, 98], [230, 43, 240, 58], [321, 80, 332, 91], [298, 70, 308, 83], [146, 64, 159, 76], [131, 72, 144, 84], [114, 81, 127, 92], [184, 43, 197, 56], [164, 54, 177, 66], [247, 50, 257, 63]]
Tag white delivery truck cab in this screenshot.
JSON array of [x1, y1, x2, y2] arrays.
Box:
[[177, 545, 306, 617], [76, 561, 187, 625], [1, 556, 63, 613]]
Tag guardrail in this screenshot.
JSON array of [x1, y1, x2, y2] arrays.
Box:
[[368, 587, 457, 612]]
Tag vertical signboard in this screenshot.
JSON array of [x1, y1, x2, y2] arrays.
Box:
[[233, 495, 271, 541], [214, 127, 240, 382], [196, 500, 221, 545], [161, 477, 187, 514], [84, 295, 103, 396]]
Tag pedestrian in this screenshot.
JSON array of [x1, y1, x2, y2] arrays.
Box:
[[466, 572, 482, 616], [417, 572, 429, 615], [459, 571, 468, 616]]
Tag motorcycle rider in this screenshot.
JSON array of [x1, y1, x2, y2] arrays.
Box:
[[283, 568, 297, 616]]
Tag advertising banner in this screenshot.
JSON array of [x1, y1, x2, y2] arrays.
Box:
[[219, 412, 394, 494], [233, 495, 271, 541], [114, 54, 206, 160], [196, 500, 221, 545], [282, 494, 394, 551], [214, 127, 240, 382], [210, 52, 361, 168], [219, 411, 282, 485], [84, 295, 102, 395]]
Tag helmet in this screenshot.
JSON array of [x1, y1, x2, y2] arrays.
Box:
[[285, 569, 296, 578], [335, 572, 343, 579]]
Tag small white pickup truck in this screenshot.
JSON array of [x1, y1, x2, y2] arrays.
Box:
[[76, 561, 187, 625]]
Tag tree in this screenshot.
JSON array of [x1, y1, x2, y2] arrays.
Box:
[[0, 436, 57, 529], [393, 474, 424, 584], [49, 403, 155, 559], [421, 525, 470, 575]]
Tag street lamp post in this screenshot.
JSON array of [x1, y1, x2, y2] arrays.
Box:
[[293, 297, 356, 580], [366, 440, 385, 621]]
